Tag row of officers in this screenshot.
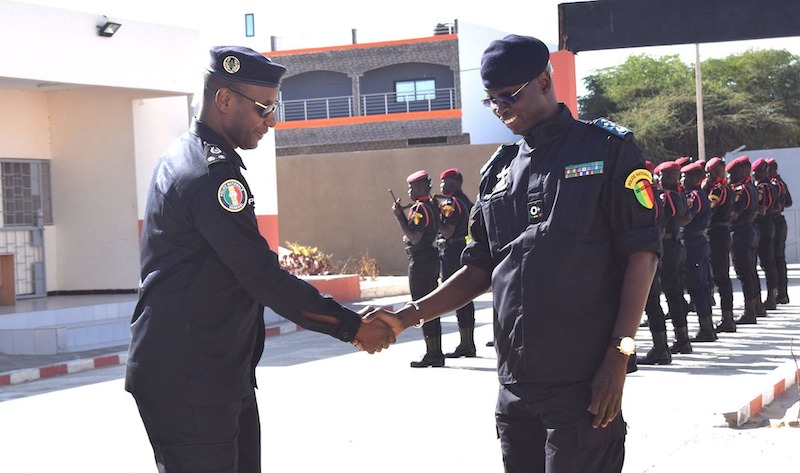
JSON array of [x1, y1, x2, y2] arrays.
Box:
[[638, 155, 793, 366], [392, 157, 794, 369]]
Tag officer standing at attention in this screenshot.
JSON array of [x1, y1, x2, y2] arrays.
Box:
[[125, 46, 395, 473], [640, 161, 689, 364], [436, 168, 478, 358], [767, 158, 792, 304], [365, 35, 661, 473], [393, 170, 443, 367], [703, 157, 736, 333], [752, 158, 779, 311], [680, 162, 716, 342], [727, 156, 760, 324]]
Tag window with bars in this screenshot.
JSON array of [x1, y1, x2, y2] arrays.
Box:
[[0, 159, 53, 227]]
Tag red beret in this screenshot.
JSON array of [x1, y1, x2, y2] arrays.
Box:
[[406, 170, 430, 183], [681, 162, 704, 174], [725, 156, 751, 173], [766, 158, 776, 164], [705, 157, 724, 172], [674, 156, 691, 167], [645, 161, 655, 172], [653, 161, 680, 175], [440, 168, 461, 179], [751, 158, 768, 171]]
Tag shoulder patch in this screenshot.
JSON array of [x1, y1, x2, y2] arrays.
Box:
[[204, 143, 228, 165], [480, 142, 520, 175], [590, 118, 633, 140], [218, 179, 248, 212]]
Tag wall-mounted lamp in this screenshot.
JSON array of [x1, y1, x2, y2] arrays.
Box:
[[97, 16, 122, 37]]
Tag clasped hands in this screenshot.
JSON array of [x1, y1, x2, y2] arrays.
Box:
[[351, 306, 407, 354]]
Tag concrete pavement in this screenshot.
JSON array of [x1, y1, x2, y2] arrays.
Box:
[[0, 272, 799, 472]]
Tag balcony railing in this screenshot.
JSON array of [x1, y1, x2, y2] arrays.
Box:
[[279, 87, 457, 122]]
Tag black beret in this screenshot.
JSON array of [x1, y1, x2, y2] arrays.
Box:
[[480, 35, 550, 90], [207, 46, 287, 88]]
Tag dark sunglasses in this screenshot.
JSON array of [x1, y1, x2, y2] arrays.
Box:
[[481, 80, 531, 109], [227, 88, 279, 118]]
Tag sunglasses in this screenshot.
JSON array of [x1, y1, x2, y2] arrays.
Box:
[[227, 88, 279, 118], [481, 80, 531, 109]]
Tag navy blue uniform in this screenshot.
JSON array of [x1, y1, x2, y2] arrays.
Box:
[[771, 173, 793, 301], [706, 178, 735, 312], [462, 107, 661, 472], [680, 184, 712, 326], [754, 178, 778, 302], [730, 178, 760, 303], [405, 197, 440, 338], [438, 189, 475, 328]]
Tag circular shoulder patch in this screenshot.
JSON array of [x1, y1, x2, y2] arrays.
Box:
[[218, 179, 248, 212]]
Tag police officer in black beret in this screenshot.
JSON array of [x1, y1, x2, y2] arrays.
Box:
[[364, 34, 661, 473], [727, 156, 760, 324], [125, 45, 395, 473]]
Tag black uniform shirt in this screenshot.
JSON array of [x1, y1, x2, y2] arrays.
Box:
[[439, 189, 474, 246], [772, 174, 793, 211], [405, 197, 439, 255], [126, 119, 361, 405], [708, 178, 734, 226], [755, 178, 778, 219], [730, 177, 759, 229], [661, 188, 689, 238], [681, 184, 711, 237], [462, 105, 661, 385]]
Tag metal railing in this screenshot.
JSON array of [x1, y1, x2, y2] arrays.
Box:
[[279, 87, 457, 122]]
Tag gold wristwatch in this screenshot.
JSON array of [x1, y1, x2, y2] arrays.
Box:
[[610, 336, 636, 356]]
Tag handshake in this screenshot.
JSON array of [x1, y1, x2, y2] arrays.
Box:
[[350, 304, 417, 354]]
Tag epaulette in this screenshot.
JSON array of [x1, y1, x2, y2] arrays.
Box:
[[480, 142, 520, 175], [588, 118, 633, 140], [204, 143, 228, 166]]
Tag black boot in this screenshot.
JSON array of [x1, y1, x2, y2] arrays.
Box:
[[755, 298, 767, 317], [715, 310, 737, 333], [626, 354, 638, 374], [410, 336, 445, 368], [445, 327, 477, 358], [692, 316, 718, 342], [777, 288, 790, 304], [735, 299, 758, 325], [638, 331, 672, 365], [764, 289, 778, 310], [670, 326, 693, 354]]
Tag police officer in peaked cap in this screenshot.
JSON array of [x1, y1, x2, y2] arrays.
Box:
[[126, 45, 396, 473]]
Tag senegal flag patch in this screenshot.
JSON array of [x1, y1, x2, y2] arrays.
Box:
[[218, 179, 248, 212], [624, 169, 655, 209]]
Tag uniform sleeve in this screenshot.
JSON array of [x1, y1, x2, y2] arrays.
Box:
[[189, 172, 360, 342], [439, 197, 463, 228], [605, 139, 663, 259], [408, 201, 435, 232], [461, 193, 495, 272]]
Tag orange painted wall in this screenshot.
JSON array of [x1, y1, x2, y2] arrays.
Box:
[[551, 50, 578, 116]]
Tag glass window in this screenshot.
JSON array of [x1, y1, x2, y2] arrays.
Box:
[[395, 79, 436, 102], [245, 14, 255, 37], [0, 159, 53, 227]]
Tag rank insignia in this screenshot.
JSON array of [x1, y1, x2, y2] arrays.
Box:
[[565, 161, 604, 178], [624, 169, 655, 209], [218, 179, 248, 212]]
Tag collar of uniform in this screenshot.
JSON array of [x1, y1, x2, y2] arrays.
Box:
[[522, 103, 573, 148], [190, 119, 247, 170]]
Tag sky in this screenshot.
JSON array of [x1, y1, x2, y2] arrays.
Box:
[[15, 0, 800, 97]]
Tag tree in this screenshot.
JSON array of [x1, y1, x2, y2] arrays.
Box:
[[579, 50, 800, 163]]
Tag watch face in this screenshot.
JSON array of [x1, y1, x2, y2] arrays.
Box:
[[619, 337, 636, 355]]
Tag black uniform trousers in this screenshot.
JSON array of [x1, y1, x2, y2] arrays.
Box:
[[661, 238, 688, 328], [644, 261, 666, 333], [708, 225, 734, 312], [408, 248, 441, 338], [755, 216, 777, 294], [496, 382, 626, 473], [134, 391, 260, 473], [683, 235, 713, 320], [773, 214, 789, 295], [731, 223, 759, 302], [440, 241, 475, 328]]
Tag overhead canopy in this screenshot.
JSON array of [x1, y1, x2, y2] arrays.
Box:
[[558, 0, 800, 52]]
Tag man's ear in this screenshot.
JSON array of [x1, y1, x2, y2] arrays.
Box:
[[215, 87, 233, 113], [538, 71, 553, 93]]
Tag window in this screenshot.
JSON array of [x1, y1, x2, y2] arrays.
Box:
[[395, 79, 436, 102], [245, 14, 255, 37], [0, 159, 53, 227]]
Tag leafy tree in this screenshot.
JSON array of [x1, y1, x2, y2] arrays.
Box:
[[578, 50, 800, 163]]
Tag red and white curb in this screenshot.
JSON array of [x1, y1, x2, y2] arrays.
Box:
[[722, 360, 800, 427], [0, 323, 306, 387]]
